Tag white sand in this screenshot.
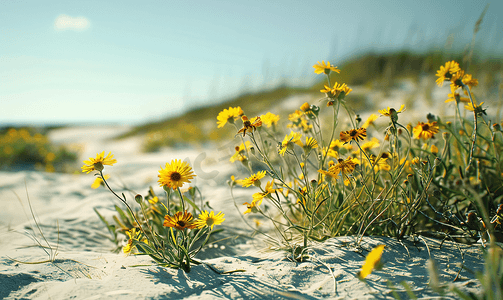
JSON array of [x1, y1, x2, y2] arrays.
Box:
[[0, 122, 487, 299]]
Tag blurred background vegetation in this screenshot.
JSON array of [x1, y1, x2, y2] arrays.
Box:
[[0, 127, 78, 172]]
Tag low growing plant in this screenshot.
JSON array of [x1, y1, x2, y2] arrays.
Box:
[[218, 59, 503, 259], [85, 151, 225, 272]]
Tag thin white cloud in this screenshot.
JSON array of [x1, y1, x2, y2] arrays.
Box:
[[54, 14, 90, 31]]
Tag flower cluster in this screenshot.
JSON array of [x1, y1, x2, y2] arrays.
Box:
[[219, 57, 503, 272], [85, 153, 224, 271]]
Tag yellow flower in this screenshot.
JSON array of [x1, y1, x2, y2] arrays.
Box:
[[321, 82, 352, 98], [148, 196, 159, 204], [286, 110, 313, 132], [194, 211, 225, 230], [464, 101, 485, 113], [435, 61, 461, 86], [82, 151, 117, 174], [158, 159, 195, 190], [378, 105, 405, 117], [163, 210, 196, 230], [299, 136, 318, 152], [445, 85, 470, 103], [378, 105, 405, 123], [237, 170, 267, 188], [449, 70, 465, 88], [413, 122, 439, 140], [365, 154, 391, 172], [354, 137, 380, 155], [252, 181, 276, 204], [230, 141, 251, 163], [260, 112, 280, 128], [322, 139, 353, 158], [319, 157, 358, 179], [91, 174, 110, 189], [279, 131, 302, 155], [362, 114, 378, 129], [300, 102, 311, 112], [340, 128, 367, 144], [243, 201, 259, 214], [237, 115, 262, 136], [217, 106, 243, 128], [462, 74, 478, 88], [431, 144, 439, 154], [123, 228, 140, 254], [313, 60, 340, 75], [358, 244, 385, 279]]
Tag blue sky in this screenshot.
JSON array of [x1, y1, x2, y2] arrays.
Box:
[[1, 0, 501, 125]]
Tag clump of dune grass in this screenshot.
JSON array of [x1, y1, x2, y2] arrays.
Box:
[[85, 151, 224, 272]]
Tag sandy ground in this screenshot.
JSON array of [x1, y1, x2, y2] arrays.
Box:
[[0, 93, 490, 299]]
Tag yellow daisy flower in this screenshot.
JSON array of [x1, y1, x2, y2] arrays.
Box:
[[354, 137, 380, 155], [430, 144, 439, 154], [465, 101, 486, 115], [358, 244, 386, 279], [378, 105, 405, 123], [365, 154, 391, 172], [158, 159, 195, 190], [252, 181, 276, 204], [216, 106, 243, 128], [319, 157, 358, 179], [313, 60, 340, 75], [288, 110, 304, 124], [123, 228, 140, 254], [340, 127, 367, 144], [413, 122, 439, 140], [321, 82, 352, 99], [435, 61, 461, 86], [450, 70, 478, 89], [445, 85, 470, 103], [279, 131, 302, 155], [260, 112, 280, 128], [163, 210, 196, 230], [449, 70, 465, 88], [299, 136, 319, 152], [237, 170, 267, 188], [378, 105, 405, 117], [300, 102, 311, 112], [194, 211, 225, 230], [362, 114, 378, 129], [243, 201, 259, 214], [81, 151, 117, 174], [91, 174, 110, 189], [230, 141, 251, 163], [462, 73, 478, 88]]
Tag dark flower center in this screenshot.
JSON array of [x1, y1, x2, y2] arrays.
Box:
[[350, 130, 358, 137], [422, 124, 430, 131], [177, 220, 186, 227], [170, 172, 182, 181], [94, 162, 104, 171]]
